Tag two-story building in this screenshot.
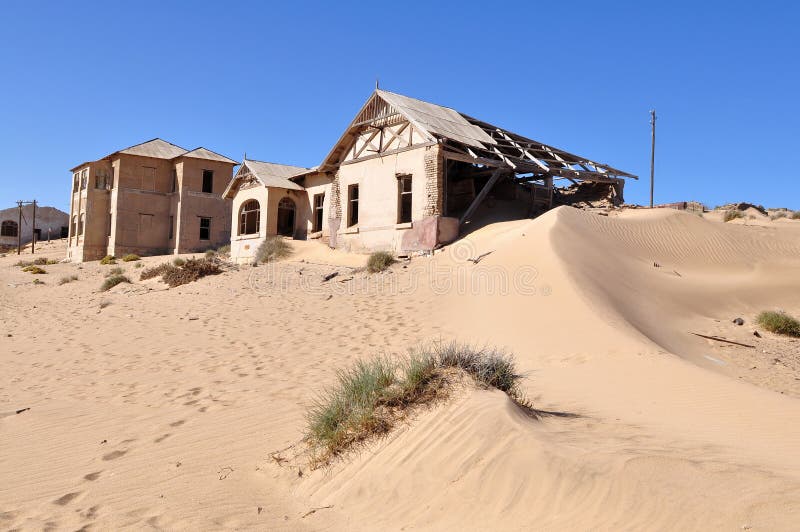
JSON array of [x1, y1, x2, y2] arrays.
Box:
[[67, 138, 236, 262]]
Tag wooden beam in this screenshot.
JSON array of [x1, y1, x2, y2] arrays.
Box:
[[460, 168, 505, 225], [442, 150, 506, 168]]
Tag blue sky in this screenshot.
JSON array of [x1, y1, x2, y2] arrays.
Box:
[[1, 1, 798, 211]]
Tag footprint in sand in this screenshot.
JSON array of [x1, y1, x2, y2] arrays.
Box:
[[102, 449, 128, 461], [83, 471, 102, 481], [53, 491, 82, 505]]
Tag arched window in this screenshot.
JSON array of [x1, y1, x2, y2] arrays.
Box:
[[239, 199, 260, 235], [277, 197, 296, 236], [78, 213, 85, 235], [1, 220, 17, 237]]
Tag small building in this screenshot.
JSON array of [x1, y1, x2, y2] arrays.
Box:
[[67, 139, 237, 262], [0, 205, 69, 249], [229, 89, 636, 261]]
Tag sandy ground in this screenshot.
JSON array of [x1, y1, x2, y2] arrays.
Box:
[[1, 207, 799, 530]]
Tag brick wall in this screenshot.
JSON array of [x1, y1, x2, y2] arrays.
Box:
[[423, 145, 443, 216]]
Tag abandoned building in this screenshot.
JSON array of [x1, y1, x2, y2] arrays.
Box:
[[67, 138, 237, 261], [0, 205, 69, 249], [227, 89, 636, 262]]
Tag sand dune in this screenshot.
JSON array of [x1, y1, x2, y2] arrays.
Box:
[[1, 209, 799, 530]]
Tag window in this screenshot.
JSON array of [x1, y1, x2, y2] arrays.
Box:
[[107, 212, 112, 237], [142, 167, 156, 190], [347, 184, 359, 227], [168, 215, 174, 240], [199, 217, 211, 240], [71, 215, 77, 237], [72, 173, 79, 192], [95, 171, 110, 189], [1, 220, 18, 237], [78, 213, 85, 235], [397, 174, 412, 223], [80, 169, 88, 190], [239, 200, 260, 235], [312, 193, 324, 232], [202, 170, 214, 193]]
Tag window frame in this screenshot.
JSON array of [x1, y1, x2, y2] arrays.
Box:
[[312, 193, 324, 232], [199, 217, 211, 241], [202, 170, 214, 194], [347, 184, 359, 227], [0, 220, 18, 237], [239, 200, 261, 236], [397, 174, 412, 224]]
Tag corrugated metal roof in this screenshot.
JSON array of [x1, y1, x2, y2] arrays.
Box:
[[243, 159, 307, 190], [376, 90, 495, 149], [116, 138, 188, 159], [180, 147, 238, 165]]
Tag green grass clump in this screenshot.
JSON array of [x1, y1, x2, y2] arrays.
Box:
[[22, 265, 47, 274], [756, 311, 800, 337], [100, 255, 117, 265], [58, 274, 79, 285], [100, 274, 130, 291], [173, 257, 186, 267], [255, 236, 292, 263], [122, 254, 140, 262], [366, 251, 396, 273], [723, 210, 745, 222], [306, 341, 528, 462]]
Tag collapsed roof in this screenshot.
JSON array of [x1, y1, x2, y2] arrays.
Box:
[[321, 90, 636, 183]]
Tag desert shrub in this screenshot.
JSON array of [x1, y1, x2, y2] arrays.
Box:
[[770, 211, 788, 220], [100, 274, 130, 291], [100, 255, 117, 265], [122, 254, 140, 262], [32, 278, 44, 285], [205, 249, 216, 259], [140, 263, 177, 281], [256, 236, 292, 263], [791, 211, 800, 220], [105, 266, 124, 277], [217, 244, 230, 254], [160, 258, 222, 287], [173, 257, 186, 267], [756, 311, 800, 337], [306, 342, 527, 460], [134, 262, 143, 268], [366, 251, 395, 273], [22, 265, 46, 274], [723, 210, 744, 222], [15, 260, 33, 268], [58, 274, 78, 285], [32, 257, 58, 265]]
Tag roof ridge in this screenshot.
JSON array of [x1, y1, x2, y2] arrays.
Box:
[[244, 157, 309, 170]]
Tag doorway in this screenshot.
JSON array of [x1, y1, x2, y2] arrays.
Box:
[[277, 197, 296, 237]]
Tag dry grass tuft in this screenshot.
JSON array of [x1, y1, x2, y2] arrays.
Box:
[[723, 210, 745, 222], [22, 265, 47, 274], [306, 341, 529, 462], [140, 258, 222, 287], [366, 251, 396, 273], [105, 266, 124, 277], [100, 255, 117, 265], [58, 274, 78, 285], [757, 311, 800, 337], [791, 211, 800, 220], [100, 274, 130, 291], [256, 236, 292, 263], [217, 244, 231, 254], [140, 263, 178, 281], [122, 254, 140, 262], [173, 257, 186, 267]]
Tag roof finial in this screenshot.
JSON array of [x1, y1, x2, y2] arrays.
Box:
[[243, 151, 247, 162], [375, 78, 379, 90]]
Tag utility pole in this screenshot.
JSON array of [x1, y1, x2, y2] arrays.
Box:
[[16, 201, 22, 255], [649, 109, 657, 208], [31, 199, 37, 254]]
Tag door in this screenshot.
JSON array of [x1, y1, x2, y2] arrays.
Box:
[[277, 197, 296, 237]]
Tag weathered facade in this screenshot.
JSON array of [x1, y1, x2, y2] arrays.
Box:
[[0, 205, 69, 249], [226, 89, 636, 258], [67, 139, 236, 262]]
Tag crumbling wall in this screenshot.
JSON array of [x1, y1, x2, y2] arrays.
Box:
[[553, 182, 623, 209]]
